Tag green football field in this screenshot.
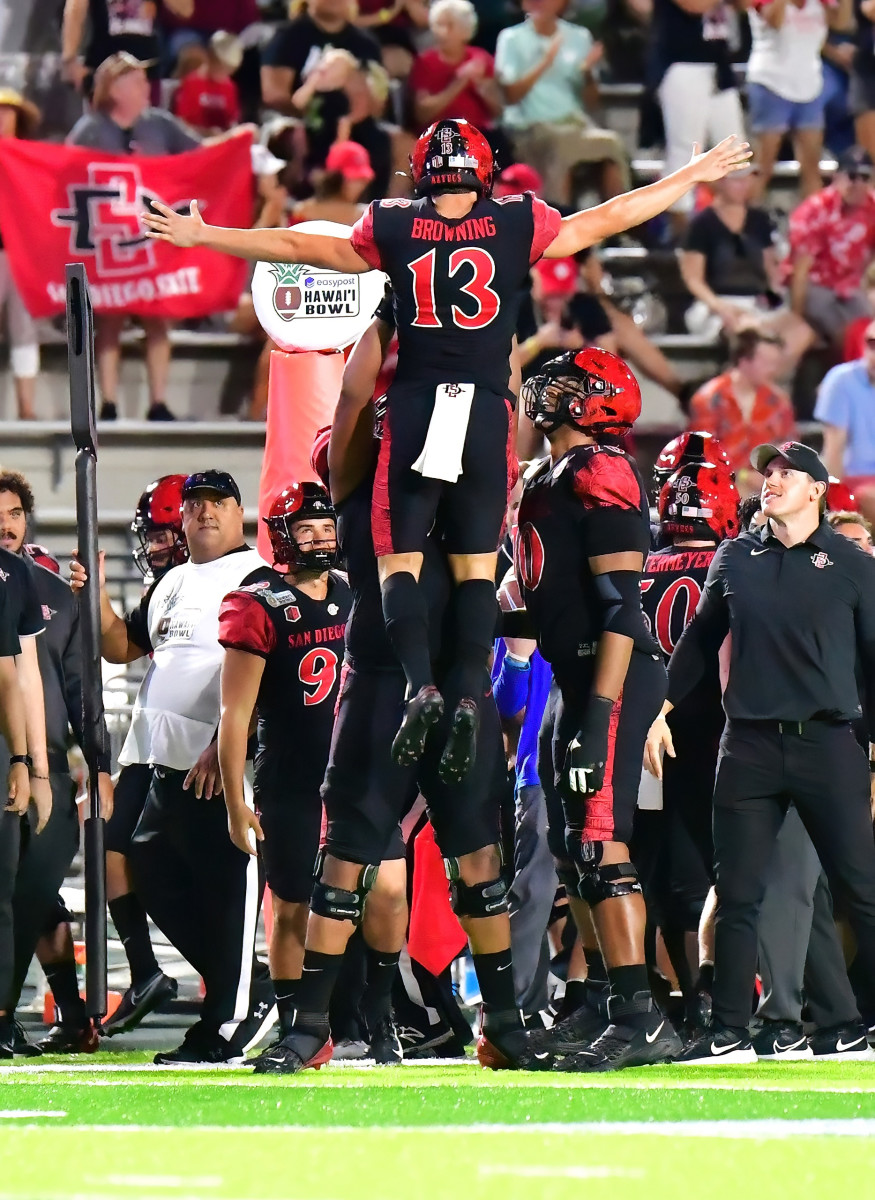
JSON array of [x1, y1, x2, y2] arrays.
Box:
[[2, 1054, 875, 1200]]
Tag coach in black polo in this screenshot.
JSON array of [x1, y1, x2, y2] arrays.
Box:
[[644, 440, 875, 1063]]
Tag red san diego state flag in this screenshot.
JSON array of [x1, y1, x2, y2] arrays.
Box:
[[0, 134, 252, 319]]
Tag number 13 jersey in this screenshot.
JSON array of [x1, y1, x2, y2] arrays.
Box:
[[351, 192, 561, 395], [219, 569, 351, 796]]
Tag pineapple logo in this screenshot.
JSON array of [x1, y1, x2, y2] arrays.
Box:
[[270, 262, 305, 321]]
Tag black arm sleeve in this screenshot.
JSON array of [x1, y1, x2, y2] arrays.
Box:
[[124, 581, 157, 655], [666, 542, 731, 709]]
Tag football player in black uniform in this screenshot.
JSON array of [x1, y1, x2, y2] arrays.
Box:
[[145, 121, 750, 787], [514, 348, 682, 1071], [100, 475, 188, 1038], [640, 459, 739, 1031]]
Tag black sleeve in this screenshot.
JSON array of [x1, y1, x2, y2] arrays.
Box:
[[350, 27, 382, 64], [124, 581, 157, 655], [580, 506, 649, 557], [684, 210, 713, 255], [374, 283, 396, 326], [852, 555, 875, 741], [568, 294, 612, 342], [0, 584, 21, 658], [261, 22, 308, 73], [749, 207, 777, 249], [666, 541, 732, 707], [15, 559, 45, 639]]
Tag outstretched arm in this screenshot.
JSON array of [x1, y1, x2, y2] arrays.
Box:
[[142, 201, 372, 274], [543, 136, 751, 258]]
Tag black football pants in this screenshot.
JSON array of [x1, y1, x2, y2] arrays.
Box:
[[130, 766, 264, 1042], [712, 719, 875, 1030]]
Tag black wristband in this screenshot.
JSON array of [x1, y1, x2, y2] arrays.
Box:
[[9, 754, 33, 769]]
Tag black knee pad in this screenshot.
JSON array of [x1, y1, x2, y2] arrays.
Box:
[[444, 856, 508, 918], [310, 850, 379, 926], [576, 860, 642, 908]]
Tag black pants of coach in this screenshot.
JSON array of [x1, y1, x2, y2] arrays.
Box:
[[129, 766, 264, 1042], [712, 719, 875, 1031]]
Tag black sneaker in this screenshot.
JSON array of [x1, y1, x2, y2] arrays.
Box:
[[251, 1030, 333, 1075], [38, 1021, 100, 1054], [673, 1023, 757, 1066], [99, 401, 118, 421], [517, 990, 607, 1070], [0, 1016, 14, 1059], [153, 1025, 245, 1067], [438, 697, 479, 785], [146, 402, 176, 422], [100, 971, 178, 1037], [553, 1011, 682, 1073], [751, 1021, 812, 1061], [391, 685, 444, 767], [808, 1023, 875, 1062], [369, 1015, 402, 1065], [11, 1019, 42, 1057]]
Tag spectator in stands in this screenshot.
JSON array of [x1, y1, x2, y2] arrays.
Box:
[[260, 0, 382, 160], [850, 0, 875, 159], [828, 508, 874, 548], [647, 0, 744, 237], [518, 256, 613, 376], [0, 89, 41, 420], [409, 0, 503, 141], [745, 0, 829, 200], [334, 60, 413, 198], [495, 0, 630, 207], [816, 318, 875, 518], [843, 259, 875, 358], [687, 328, 797, 492], [292, 140, 374, 224], [352, 0, 429, 80], [680, 166, 815, 372], [159, 0, 260, 68], [822, 7, 857, 157], [172, 31, 243, 134], [786, 145, 875, 348], [67, 52, 204, 421], [61, 0, 193, 95]]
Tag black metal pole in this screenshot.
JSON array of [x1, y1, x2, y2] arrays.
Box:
[[66, 263, 107, 1021]]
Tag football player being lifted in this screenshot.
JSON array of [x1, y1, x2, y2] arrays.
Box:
[[144, 121, 751, 787]]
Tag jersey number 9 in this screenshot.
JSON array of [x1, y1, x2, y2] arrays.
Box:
[[298, 648, 339, 707]]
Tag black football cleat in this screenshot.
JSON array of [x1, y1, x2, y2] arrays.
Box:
[[750, 1021, 812, 1061], [438, 697, 479, 785], [251, 1030, 333, 1075], [0, 1016, 15, 1059], [517, 991, 607, 1071], [808, 1023, 875, 1062], [673, 1022, 757, 1066], [38, 1020, 100, 1055], [391, 685, 444, 767], [100, 971, 178, 1037], [553, 1011, 682, 1073], [476, 1009, 530, 1070], [369, 1015, 403, 1065], [11, 1019, 42, 1058], [153, 1024, 245, 1067]]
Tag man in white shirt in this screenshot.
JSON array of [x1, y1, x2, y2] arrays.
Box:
[[77, 470, 276, 1065]]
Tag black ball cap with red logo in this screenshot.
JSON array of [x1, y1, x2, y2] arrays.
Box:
[[182, 470, 242, 503], [751, 442, 829, 485]]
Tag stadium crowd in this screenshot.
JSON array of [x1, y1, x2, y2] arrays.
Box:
[[0, 0, 875, 1072]]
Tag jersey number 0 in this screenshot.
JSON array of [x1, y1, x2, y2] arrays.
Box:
[[408, 248, 500, 330]]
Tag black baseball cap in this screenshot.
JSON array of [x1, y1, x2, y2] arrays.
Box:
[[182, 470, 241, 503], [751, 441, 830, 485], [837, 147, 873, 177]]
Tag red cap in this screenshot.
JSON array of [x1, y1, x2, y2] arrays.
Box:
[[325, 140, 375, 182], [495, 162, 543, 197], [533, 256, 577, 298]]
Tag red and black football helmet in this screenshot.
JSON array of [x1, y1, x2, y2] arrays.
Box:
[[131, 474, 188, 579], [658, 461, 740, 543], [310, 426, 332, 491], [522, 348, 642, 436], [410, 119, 495, 198], [652, 431, 732, 495], [263, 482, 338, 571], [827, 476, 860, 514]]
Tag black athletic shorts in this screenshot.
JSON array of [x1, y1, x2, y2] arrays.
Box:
[[371, 382, 515, 557], [105, 762, 154, 855], [322, 664, 418, 866], [541, 649, 668, 855], [253, 745, 324, 905]]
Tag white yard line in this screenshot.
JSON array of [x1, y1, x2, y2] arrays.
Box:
[[0, 1111, 66, 1119]]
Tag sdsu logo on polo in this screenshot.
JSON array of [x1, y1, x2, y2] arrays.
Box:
[[251, 219, 387, 353]]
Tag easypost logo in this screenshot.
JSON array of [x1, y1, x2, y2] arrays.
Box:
[[269, 262, 360, 321]]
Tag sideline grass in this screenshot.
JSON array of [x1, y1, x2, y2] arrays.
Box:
[[2, 1055, 875, 1200]]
